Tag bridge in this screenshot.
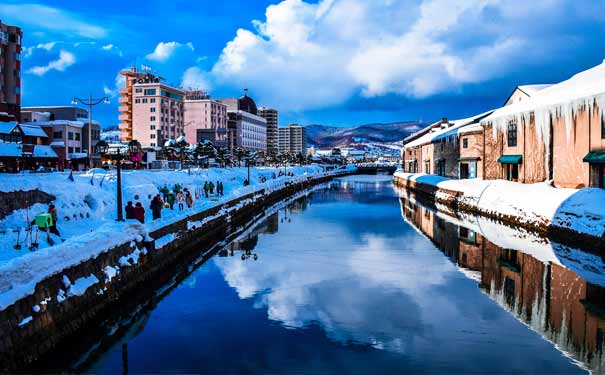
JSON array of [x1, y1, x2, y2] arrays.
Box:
[[355, 162, 399, 174]]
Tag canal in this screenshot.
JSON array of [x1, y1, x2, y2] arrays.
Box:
[[75, 174, 601, 374]]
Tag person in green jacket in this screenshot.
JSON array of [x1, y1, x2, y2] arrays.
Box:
[[167, 191, 176, 209]]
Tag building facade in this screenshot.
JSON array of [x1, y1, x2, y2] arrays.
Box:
[[0, 21, 22, 122], [183, 91, 228, 147], [259, 107, 278, 154], [278, 124, 307, 155], [0, 122, 58, 172], [119, 67, 185, 147], [21, 106, 100, 166], [218, 92, 267, 152]]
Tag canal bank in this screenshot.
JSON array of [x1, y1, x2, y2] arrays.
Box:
[[81, 175, 586, 374], [0, 168, 353, 371], [393, 171, 605, 252]]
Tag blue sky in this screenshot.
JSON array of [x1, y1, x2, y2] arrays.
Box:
[[3, 0, 605, 128]]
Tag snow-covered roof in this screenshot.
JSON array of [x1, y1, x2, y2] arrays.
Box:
[[517, 84, 553, 97], [19, 124, 48, 138], [483, 61, 605, 132], [33, 145, 58, 158], [405, 110, 494, 148], [458, 123, 484, 135], [0, 122, 18, 135], [0, 143, 22, 157], [69, 152, 89, 159], [33, 120, 86, 128], [50, 141, 65, 147]]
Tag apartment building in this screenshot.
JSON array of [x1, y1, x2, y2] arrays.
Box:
[[259, 107, 278, 154], [0, 21, 22, 122], [278, 124, 306, 155], [183, 90, 228, 147], [119, 67, 185, 147]]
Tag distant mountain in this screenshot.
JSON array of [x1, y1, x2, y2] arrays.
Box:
[[304, 121, 425, 149]]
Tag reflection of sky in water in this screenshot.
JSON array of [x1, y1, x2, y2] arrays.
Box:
[[89, 176, 586, 374]]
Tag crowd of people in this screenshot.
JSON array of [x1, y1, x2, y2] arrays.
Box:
[[124, 180, 228, 223]]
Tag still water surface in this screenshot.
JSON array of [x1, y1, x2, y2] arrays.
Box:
[[87, 175, 600, 374]]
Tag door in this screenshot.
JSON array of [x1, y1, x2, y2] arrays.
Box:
[[460, 163, 469, 179]]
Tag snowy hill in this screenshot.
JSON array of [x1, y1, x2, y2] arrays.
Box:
[[305, 122, 425, 149]]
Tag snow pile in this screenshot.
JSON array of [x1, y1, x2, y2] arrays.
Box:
[[394, 171, 605, 238], [0, 165, 352, 309]]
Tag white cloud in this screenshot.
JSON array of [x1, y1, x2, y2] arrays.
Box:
[[0, 4, 107, 39], [101, 44, 123, 57], [146, 41, 195, 62], [181, 67, 211, 91], [210, 0, 598, 111], [23, 42, 57, 58], [27, 50, 76, 76]]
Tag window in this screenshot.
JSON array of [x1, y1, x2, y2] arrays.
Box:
[[150, 134, 156, 139], [144, 89, 157, 95], [75, 133, 80, 141], [462, 138, 468, 148], [14, 52, 20, 61], [68, 147, 74, 153], [601, 116, 605, 139], [150, 116, 156, 121], [142, 98, 148, 103], [135, 98, 140, 104], [150, 125, 156, 130], [75, 147, 81, 153], [53, 131, 62, 139], [150, 107, 156, 112], [507, 123, 518, 147], [150, 98, 156, 103], [151, 143, 156, 147], [135, 88, 142, 93], [14, 86, 20, 94], [68, 132, 74, 140]]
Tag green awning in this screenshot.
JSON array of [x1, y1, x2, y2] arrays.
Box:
[[498, 155, 522, 164], [583, 151, 605, 163]]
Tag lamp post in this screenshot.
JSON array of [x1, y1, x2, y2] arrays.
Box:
[[72, 94, 110, 169], [96, 140, 140, 222]]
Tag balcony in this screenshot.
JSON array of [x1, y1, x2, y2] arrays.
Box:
[[118, 114, 131, 121], [118, 105, 130, 112], [118, 96, 130, 104], [119, 88, 129, 95]]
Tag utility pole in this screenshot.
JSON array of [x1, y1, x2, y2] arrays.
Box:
[[72, 94, 110, 168]]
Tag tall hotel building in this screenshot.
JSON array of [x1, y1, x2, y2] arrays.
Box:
[[119, 67, 185, 147], [259, 107, 278, 154], [279, 124, 307, 155], [0, 21, 22, 122]]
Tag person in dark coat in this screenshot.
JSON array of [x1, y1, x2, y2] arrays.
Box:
[[167, 191, 176, 209], [150, 195, 164, 220], [48, 204, 60, 236], [125, 201, 135, 219], [133, 202, 145, 223]]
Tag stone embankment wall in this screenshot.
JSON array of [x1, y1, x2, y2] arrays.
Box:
[[393, 174, 604, 252], [0, 190, 55, 220], [0, 172, 349, 371]]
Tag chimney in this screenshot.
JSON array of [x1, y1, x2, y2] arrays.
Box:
[[441, 117, 448, 123]]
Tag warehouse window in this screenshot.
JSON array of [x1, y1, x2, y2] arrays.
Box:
[[507, 123, 517, 147]]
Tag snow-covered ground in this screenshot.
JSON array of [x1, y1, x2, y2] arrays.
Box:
[[0, 165, 354, 309], [394, 171, 605, 238]]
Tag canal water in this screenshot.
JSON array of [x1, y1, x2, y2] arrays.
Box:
[[82, 174, 603, 374]]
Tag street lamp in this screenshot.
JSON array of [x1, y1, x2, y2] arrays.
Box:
[[96, 139, 140, 222], [72, 94, 110, 169]]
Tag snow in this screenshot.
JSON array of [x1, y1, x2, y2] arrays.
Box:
[[394, 171, 605, 238], [33, 145, 58, 158], [517, 84, 554, 97], [0, 143, 22, 157], [0, 122, 18, 134], [66, 274, 99, 297], [103, 265, 118, 282], [19, 124, 48, 138], [0, 165, 351, 310], [18, 316, 32, 327]]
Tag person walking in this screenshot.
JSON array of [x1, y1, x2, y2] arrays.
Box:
[[209, 181, 215, 195], [176, 191, 185, 211], [184, 188, 194, 208], [203, 181, 209, 198], [150, 195, 164, 220], [167, 191, 176, 210], [48, 204, 60, 237], [125, 201, 135, 220], [219, 181, 224, 196], [133, 202, 145, 223]]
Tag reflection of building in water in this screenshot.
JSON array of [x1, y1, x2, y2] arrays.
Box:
[[400, 195, 605, 373]]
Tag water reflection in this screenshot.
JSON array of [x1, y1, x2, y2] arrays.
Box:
[[87, 175, 591, 374], [398, 192, 605, 374]]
